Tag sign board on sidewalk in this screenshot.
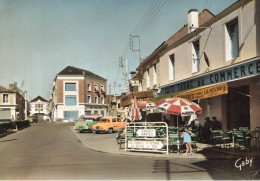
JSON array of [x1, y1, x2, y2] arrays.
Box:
[[125, 122, 168, 154], [128, 140, 164, 149], [136, 129, 156, 137]]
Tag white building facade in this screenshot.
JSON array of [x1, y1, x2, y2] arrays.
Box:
[[136, 0, 260, 130], [30, 96, 49, 120]]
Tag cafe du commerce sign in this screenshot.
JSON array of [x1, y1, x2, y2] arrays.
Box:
[[161, 57, 260, 96]]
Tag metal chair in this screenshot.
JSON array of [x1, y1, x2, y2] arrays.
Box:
[[168, 133, 182, 153], [218, 130, 231, 148]]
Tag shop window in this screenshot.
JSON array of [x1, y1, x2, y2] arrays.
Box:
[[85, 110, 91, 115], [225, 18, 239, 61], [64, 111, 78, 121]]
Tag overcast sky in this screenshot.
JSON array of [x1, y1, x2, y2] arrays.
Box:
[[0, 0, 237, 100]]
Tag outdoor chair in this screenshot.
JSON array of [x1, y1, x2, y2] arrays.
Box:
[[210, 128, 222, 147], [218, 130, 232, 148], [156, 128, 166, 138], [233, 130, 246, 149], [168, 133, 182, 153], [239, 127, 249, 132]]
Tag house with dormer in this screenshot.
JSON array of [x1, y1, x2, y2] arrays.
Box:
[[30, 96, 49, 120]]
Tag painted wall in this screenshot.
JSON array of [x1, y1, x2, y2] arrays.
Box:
[[140, 0, 257, 92]]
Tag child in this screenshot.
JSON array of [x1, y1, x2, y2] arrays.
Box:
[[183, 128, 192, 155]]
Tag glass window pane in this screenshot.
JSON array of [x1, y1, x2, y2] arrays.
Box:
[[64, 111, 78, 121], [65, 83, 76, 91], [65, 96, 76, 106]]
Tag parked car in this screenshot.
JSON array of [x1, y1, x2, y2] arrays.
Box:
[[92, 117, 127, 134], [74, 115, 102, 133], [28, 115, 38, 123]]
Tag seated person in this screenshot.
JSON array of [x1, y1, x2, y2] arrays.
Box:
[[212, 116, 222, 130]]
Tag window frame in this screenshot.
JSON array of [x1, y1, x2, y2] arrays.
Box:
[[192, 40, 200, 73], [65, 96, 77, 106], [153, 64, 157, 86], [94, 84, 98, 92], [169, 54, 175, 81], [95, 96, 98, 104], [65, 82, 76, 91], [225, 18, 239, 61], [146, 68, 150, 88], [2, 94, 9, 104], [101, 96, 104, 104], [87, 95, 91, 104], [87, 83, 91, 92], [101, 85, 104, 93]]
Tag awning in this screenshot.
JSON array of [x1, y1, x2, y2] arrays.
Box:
[[153, 83, 228, 102], [120, 91, 154, 107]]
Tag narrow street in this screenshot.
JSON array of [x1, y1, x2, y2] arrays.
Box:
[[0, 122, 258, 180]]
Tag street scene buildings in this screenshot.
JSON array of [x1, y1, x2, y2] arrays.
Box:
[[0, 0, 260, 180], [49, 66, 108, 122]]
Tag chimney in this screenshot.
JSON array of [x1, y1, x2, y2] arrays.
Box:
[[188, 9, 198, 33]]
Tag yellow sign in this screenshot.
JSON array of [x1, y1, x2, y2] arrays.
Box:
[[175, 83, 228, 100], [120, 91, 154, 107]]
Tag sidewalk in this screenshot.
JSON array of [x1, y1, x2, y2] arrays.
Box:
[[72, 127, 260, 159]]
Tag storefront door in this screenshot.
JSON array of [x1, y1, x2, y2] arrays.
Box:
[[227, 86, 250, 129]]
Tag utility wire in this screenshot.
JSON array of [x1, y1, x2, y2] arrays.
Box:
[[131, 0, 158, 35], [133, 0, 161, 35], [139, 0, 167, 36]]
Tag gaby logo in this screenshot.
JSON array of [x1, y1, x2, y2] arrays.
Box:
[[235, 157, 253, 171]]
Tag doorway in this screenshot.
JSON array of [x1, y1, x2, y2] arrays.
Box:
[[227, 85, 250, 129]]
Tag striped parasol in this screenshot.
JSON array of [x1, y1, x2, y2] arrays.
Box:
[[130, 96, 142, 121], [156, 98, 202, 116]]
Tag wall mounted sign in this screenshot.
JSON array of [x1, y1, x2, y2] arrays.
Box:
[[161, 58, 260, 96], [175, 83, 228, 100]]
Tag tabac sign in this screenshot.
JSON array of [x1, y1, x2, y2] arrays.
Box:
[[161, 57, 260, 96]]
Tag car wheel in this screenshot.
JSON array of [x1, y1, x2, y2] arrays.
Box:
[[108, 128, 113, 134], [93, 131, 97, 134]]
